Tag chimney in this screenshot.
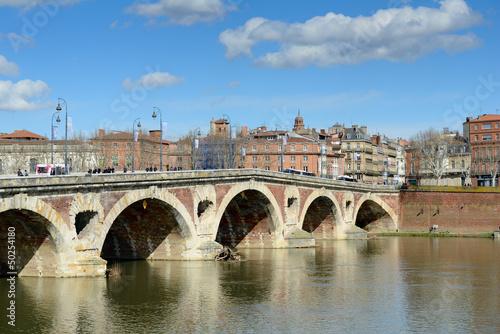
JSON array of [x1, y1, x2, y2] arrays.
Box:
[[241, 126, 247, 137], [352, 125, 358, 131], [150, 130, 161, 140], [361, 126, 367, 134], [320, 129, 326, 134], [312, 128, 316, 133], [98, 129, 105, 137]]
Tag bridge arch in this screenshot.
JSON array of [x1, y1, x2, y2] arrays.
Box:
[[299, 189, 343, 239], [353, 194, 398, 232], [0, 195, 72, 276], [214, 181, 284, 248], [97, 189, 197, 260], [69, 193, 105, 241]]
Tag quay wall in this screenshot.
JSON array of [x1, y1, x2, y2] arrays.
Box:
[[400, 186, 500, 233]]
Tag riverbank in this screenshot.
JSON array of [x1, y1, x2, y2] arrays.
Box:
[[369, 231, 496, 238]]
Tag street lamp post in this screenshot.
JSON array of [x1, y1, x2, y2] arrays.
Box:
[[56, 98, 68, 175], [132, 118, 141, 172], [223, 114, 232, 169], [152, 107, 163, 171], [51, 111, 61, 164]]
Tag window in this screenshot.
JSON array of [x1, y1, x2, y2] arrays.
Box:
[[357, 143, 360, 149], [278, 156, 285, 163], [483, 134, 492, 141], [177, 157, 182, 163], [347, 153, 351, 159], [303, 156, 308, 162], [100, 143, 104, 147], [265, 166, 270, 171], [99, 156, 105, 167], [496, 148, 500, 158], [482, 123, 492, 130], [496, 123, 499, 129], [303, 145, 308, 151], [411, 163, 415, 174], [411, 153, 415, 160], [475, 135, 479, 141], [29, 158, 37, 173], [497, 134, 499, 140], [303, 166, 308, 172], [347, 163, 351, 170], [178, 146, 182, 151], [291, 156, 296, 162], [126, 155, 132, 167], [475, 124, 478, 130], [356, 163, 360, 171], [127, 143, 131, 147], [347, 143, 351, 150], [451, 161, 455, 169], [291, 145, 295, 151], [265, 145, 269, 151], [112, 155, 118, 167], [265, 156, 270, 162], [278, 166, 282, 172], [279, 145, 282, 151], [252, 157, 257, 162], [461, 160, 465, 168], [252, 145, 257, 151], [291, 166, 295, 169], [482, 162, 486, 172], [113, 143, 117, 147], [0, 159, 2, 172]]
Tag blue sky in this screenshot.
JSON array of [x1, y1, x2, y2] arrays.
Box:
[[0, 0, 499, 141]]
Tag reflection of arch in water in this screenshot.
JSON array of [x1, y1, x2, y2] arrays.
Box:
[[99, 190, 196, 261], [354, 194, 398, 232], [0, 196, 71, 276], [214, 182, 284, 249], [299, 189, 343, 239]]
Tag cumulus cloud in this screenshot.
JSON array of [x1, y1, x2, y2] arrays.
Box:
[[219, 0, 484, 68], [122, 72, 186, 91], [0, 79, 52, 111], [0, 55, 19, 76], [126, 0, 235, 26]]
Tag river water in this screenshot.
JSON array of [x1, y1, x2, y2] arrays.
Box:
[[2, 237, 500, 333]]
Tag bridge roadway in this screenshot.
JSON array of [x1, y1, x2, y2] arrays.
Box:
[[0, 169, 400, 277]]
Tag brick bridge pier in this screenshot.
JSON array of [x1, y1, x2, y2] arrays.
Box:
[[0, 170, 400, 277]]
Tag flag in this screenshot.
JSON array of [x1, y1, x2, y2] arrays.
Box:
[[134, 130, 139, 142], [194, 138, 199, 149], [52, 126, 58, 139], [388, 158, 391, 166], [231, 126, 236, 139], [67, 116, 73, 132], [242, 147, 246, 157], [282, 136, 287, 146], [161, 121, 167, 139], [354, 153, 358, 161]]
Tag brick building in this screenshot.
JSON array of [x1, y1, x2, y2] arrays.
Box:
[[463, 114, 500, 186], [90, 129, 171, 171]]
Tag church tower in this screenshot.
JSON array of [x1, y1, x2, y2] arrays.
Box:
[[293, 110, 305, 132]]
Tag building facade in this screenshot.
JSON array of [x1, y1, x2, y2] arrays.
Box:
[[463, 114, 500, 186]]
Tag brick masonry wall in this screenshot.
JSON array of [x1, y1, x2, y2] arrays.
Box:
[[400, 188, 500, 233]]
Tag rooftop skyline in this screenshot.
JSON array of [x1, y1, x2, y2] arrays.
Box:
[[1, 0, 499, 140]]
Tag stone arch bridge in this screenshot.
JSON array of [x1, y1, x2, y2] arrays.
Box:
[[0, 170, 400, 277]]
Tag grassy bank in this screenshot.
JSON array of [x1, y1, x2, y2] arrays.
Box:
[[369, 232, 495, 238]]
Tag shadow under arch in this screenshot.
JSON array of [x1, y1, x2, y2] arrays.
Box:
[[299, 190, 342, 239], [100, 196, 195, 261], [215, 185, 283, 249], [354, 195, 398, 232], [0, 209, 64, 277]]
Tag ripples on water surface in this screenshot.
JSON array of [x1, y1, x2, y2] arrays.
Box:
[[1, 237, 499, 333]]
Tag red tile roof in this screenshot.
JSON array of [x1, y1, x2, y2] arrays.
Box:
[[0, 129, 48, 140]]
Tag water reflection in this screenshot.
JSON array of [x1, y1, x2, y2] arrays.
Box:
[[1, 238, 499, 333]]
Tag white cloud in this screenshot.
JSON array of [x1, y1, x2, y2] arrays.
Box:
[[228, 81, 241, 89], [0, 79, 52, 111], [122, 72, 186, 91], [126, 0, 235, 26], [220, 0, 484, 68], [0, 55, 19, 76], [110, 20, 119, 29]]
